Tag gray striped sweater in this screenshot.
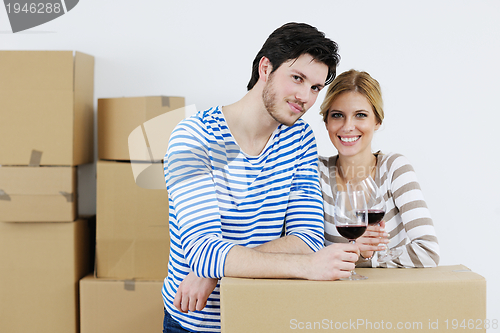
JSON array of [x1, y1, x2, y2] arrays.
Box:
[[319, 152, 440, 268]]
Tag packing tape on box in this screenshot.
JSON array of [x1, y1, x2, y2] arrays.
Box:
[[124, 280, 135, 291], [0, 189, 11, 201], [161, 96, 170, 107], [29, 150, 43, 166], [59, 191, 74, 202]]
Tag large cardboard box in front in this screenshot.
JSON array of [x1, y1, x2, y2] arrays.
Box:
[[0, 51, 94, 166], [220, 265, 486, 333], [79, 275, 164, 333], [0, 219, 92, 333], [98, 96, 185, 161], [0, 165, 76, 221], [96, 160, 170, 279]]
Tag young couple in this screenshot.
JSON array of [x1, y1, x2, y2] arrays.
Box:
[[162, 22, 439, 333]]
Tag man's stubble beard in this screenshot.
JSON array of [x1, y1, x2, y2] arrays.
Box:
[[262, 75, 304, 127]]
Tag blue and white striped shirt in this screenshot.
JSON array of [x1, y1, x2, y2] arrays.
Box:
[[162, 106, 324, 332]]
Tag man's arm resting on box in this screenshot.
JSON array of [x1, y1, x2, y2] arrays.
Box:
[[174, 240, 359, 313], [224, 242, 358, 280], [173, 234, 313, 313]]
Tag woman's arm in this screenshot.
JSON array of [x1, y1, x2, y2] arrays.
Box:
[[382, 154, 440, 268]]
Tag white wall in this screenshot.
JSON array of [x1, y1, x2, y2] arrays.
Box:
[[2, 0, 499, 326]]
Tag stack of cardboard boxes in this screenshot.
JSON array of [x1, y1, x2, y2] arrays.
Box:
[[79, 96, 186, 333], [0, 51, 95, 333]]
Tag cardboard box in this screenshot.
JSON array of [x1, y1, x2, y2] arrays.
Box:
[[0, 51, 94, 166], [220, 265, 486, 333], [79, 275, 164, 333], [98, 96, 185, 161], [0, 165, 76, 222], [96, 160, 169, 279], [0, 219, 92, 333]]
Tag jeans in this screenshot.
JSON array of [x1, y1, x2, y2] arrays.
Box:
[[163, 309, 192, 333]]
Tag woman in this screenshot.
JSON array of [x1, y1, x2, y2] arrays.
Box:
[[319, 69, 440, 268]]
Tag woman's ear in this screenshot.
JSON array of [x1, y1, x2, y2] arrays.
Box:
[[375, 122, 382, 131], [258, 56, 273, 82]]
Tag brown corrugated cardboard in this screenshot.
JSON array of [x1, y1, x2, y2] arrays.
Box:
[[0, 51, 94, 166], [79, 275, 164, 333], [98, 96, 185, 161], [96, 160, 169, 279], [0, 165, 76, 221], [220, 265, 486, 333], [0, 219, 92, 333]]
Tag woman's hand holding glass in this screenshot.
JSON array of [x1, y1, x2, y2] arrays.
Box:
[[347, 175, 403, 263], [355, 220, 389, 260]]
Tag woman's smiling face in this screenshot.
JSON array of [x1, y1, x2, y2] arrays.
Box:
[[325, 91, 381, 158]]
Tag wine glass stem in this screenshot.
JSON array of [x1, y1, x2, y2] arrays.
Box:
[[349, 240, 357, 276], [378, 223, 389, 251]]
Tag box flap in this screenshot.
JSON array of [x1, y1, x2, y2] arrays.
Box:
[[0, 166, 75, 195], [221, 265, 485, 287]]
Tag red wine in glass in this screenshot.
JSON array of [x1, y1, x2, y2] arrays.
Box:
[[367, 209, 385, 225], [334, 191, 368, 280], [356, 209, 385, 226], [336, 225, 367, 240]]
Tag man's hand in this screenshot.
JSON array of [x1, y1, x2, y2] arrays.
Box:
[[356, 221, 389, 259], [305, 242, 360, 280], [173, 272, 218, 313]]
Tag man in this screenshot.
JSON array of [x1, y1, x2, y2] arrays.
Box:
[[162, 22, 359, 333]]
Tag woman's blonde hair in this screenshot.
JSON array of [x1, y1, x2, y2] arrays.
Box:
[[320, 69, 384, 124]]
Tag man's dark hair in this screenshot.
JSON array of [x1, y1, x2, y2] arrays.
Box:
[[247, 22, 340, 91]]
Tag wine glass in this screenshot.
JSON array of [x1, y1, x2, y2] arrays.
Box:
[[347, 176, 403, 263], [334, 191, 368, 280]]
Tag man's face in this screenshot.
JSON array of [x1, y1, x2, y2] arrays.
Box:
[[262, 53, 328, 127]]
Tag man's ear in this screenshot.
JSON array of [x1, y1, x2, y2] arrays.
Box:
[[258, 56, 273, 82]]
